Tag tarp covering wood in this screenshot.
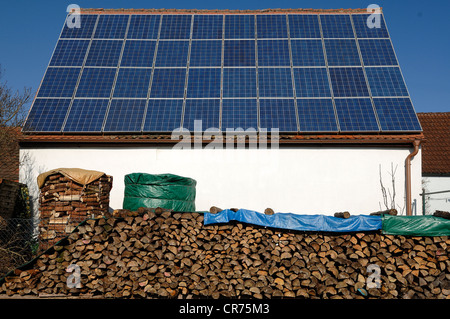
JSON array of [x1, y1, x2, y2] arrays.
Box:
[[204, 209, 382, 232], [123, 173, 196, 212], [382, 215, 450, 236], [37, 168, 107, 189]]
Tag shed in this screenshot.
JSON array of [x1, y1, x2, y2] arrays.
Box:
[[19, 8, 423, 215]]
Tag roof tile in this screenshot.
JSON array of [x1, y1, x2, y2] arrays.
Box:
[[417, 112, 450, 175]]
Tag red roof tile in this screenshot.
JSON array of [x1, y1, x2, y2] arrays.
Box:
[[417, 112, 450, 175], [19, 133, 423, 145]]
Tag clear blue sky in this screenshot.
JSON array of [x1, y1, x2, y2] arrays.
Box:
[[0, 0, 449, 113]]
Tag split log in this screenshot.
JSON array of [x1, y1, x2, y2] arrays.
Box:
[[370, 209, 398, 216], [433, 210, 450, 220], [209, 206, 223, 214], [334, 211, 350, 219], [2, 208, 449, 300]]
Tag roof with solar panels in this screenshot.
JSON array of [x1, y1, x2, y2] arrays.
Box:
[[21, 8, 423, 144]]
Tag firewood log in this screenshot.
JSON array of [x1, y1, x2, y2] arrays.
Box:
[[334, 211, 350, 219], [2, 208, 449, 300]]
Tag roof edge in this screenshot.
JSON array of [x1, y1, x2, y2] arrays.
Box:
[[19, 133, 423, 145], [77, 8, 379, 15]]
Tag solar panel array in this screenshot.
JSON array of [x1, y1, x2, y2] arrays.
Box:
[[23, 13, 422, 133]]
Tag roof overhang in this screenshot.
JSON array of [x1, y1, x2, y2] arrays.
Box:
[[19, 133, 424, 147]]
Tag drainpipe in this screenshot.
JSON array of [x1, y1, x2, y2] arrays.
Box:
[[405, 140, 420, 216]]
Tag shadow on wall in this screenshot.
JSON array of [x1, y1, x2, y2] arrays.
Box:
[[19, 151, 47, 221]]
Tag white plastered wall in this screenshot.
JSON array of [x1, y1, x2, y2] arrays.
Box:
[[422, 176, 450, 214], [20, 145, 422, 216]]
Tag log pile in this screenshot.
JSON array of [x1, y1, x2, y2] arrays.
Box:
[[38, 173, 112, 249], [1, 209, 449, 299]]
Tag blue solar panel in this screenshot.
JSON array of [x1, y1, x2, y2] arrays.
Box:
[[352, 14, 389, 38], [113, 68, 152, 98], [257, 40, 290, 67], [159, 15, 192, 39], [288, 15, 321, 38], [224, 40, 255, 66], [366, 67, 408, 97], [149, 68, 186, 98], [121, 40, 156, 67], [258, 68, 293, 97], [143, 99, 183, 132], [94, 15, 129, 39], [183, 99, 220, 131], [293, 68, 331, 97], [50, 40, 89, 66], [37, 67, 81, 98], [63, 99, 109, 132], [297, 99, 338, 132], [155, 41, 189, 67], [76, 67, 116, 98], [221, 99, 258, 130], [325, 39, 361, 66], [23, 98, 70, 132], [358, 39, 398, 66], [320, 15, 354, 38], [373, 98, 422, 131], [24, 13, 422, 134], [257, 15, 288, 38], [223, 68, 257, 98], [60, 14, 97, 39], [329, 67, 369, 97], [193, 15, 223, 39], [103, 99, 147, 132], [85, 40, 123, 67], [335, 98, 379, 131], [259, 99, 297, 132], [127, 15, 160, 39], [189, 40, 222, 67], [187, 68, 221, 98], [225, 15, 255, 39], [290, 40, 325, 66]]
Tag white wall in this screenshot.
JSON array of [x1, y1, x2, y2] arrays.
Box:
[[20, 145, 422, 216], [422, 176, 450, 214]]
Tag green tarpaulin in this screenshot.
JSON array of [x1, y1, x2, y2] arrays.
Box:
[[382, 215, 450, 236], [123, 173, 196, 212]]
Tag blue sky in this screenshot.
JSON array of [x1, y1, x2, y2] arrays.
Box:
[[0, 0, 449, 113]]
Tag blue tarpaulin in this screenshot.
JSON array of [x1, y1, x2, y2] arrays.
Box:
[[204, 209, 382, 232]]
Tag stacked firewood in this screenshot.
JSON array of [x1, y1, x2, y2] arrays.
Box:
[[1, 209, 449, 299], [38, 173, 112, 249]]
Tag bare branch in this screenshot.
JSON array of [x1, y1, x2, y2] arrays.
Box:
[[379, 164, 389, 210]]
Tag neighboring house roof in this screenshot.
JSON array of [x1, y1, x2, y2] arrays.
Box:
[[0, 127, 21, 182], [417, 112, 450, 176]]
